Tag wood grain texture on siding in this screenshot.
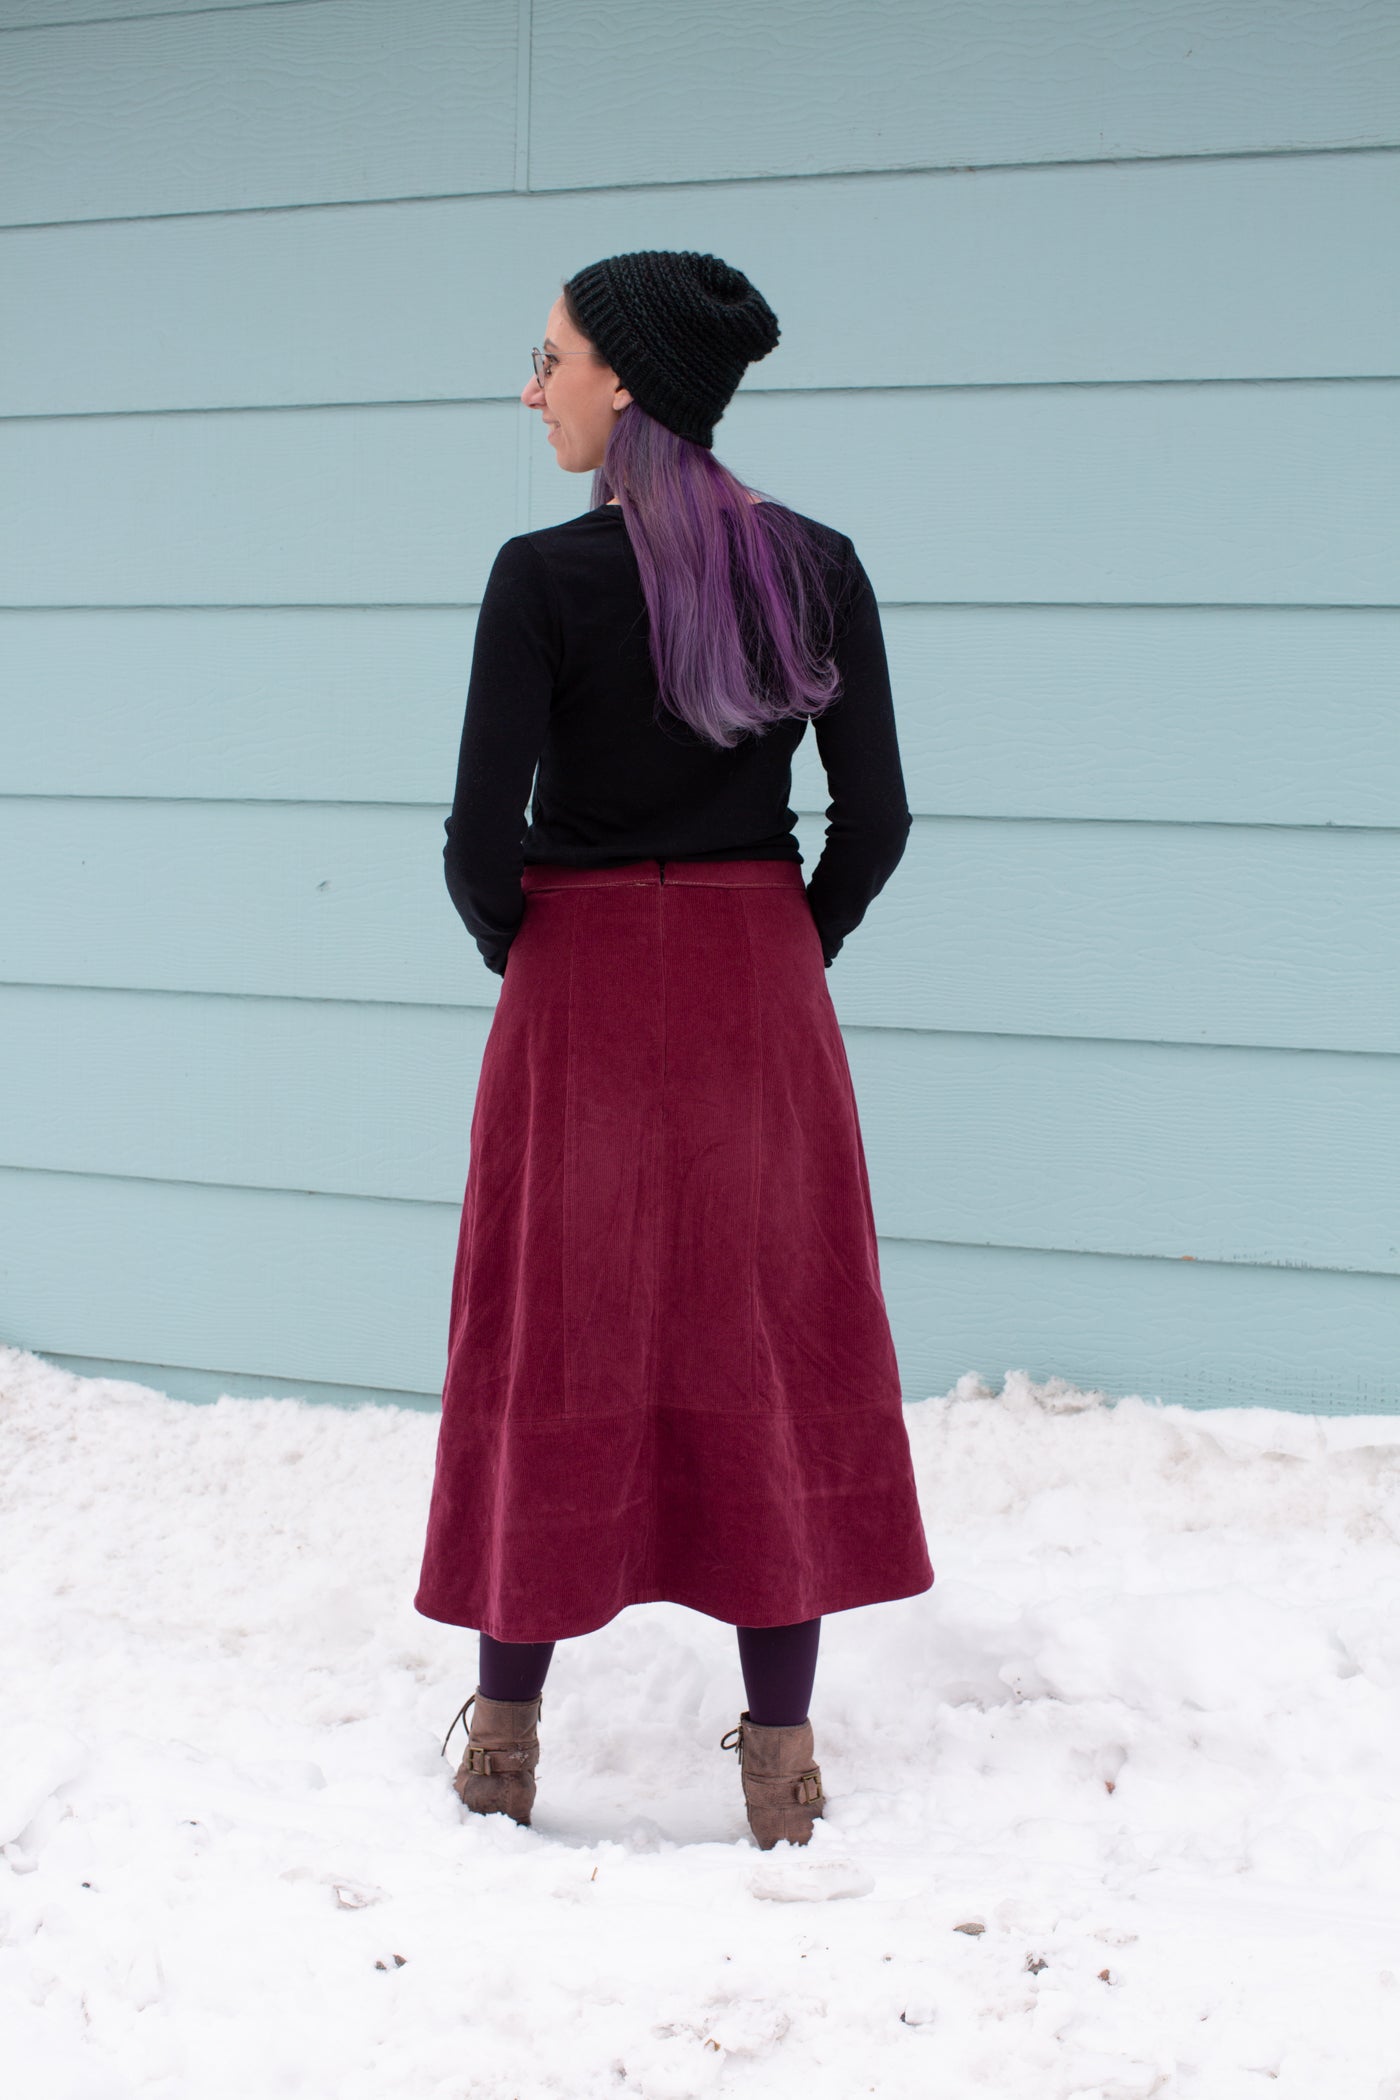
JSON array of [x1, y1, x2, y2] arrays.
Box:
[[5, 1169, 1397, 1413], [5, 384, 1397, 606], [3, 984, 1398, 1275], [6, 604, 1397, 828], [4, 801, 1398, 1051], [529, 0, 1400, 187], [0, 0, 518, 226], [0, 2, 263, 24], [5, 154, 1398, 416]]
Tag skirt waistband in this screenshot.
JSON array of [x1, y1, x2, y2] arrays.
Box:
[[521, 857, 805, 894]]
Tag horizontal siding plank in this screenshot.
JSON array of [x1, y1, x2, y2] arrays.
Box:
[[5, 385, 1395, 608], [5, 2, 1397, 231], [842, 815, 1400, 1050], [0, 401, 519, 608], [3, 796, 473, 1007], [686, 385, 1400, 610], [0, 1165, 456, 1394], [857, 1029, 1400, 1272], [5, 155, 1398, 416], [28, 1350, 442, 1414], [795, 607, 1400, 826], [0, 0, 517, 226], [0, 607, 485, 803], [875, 1236, 1400, 1416], [531, 0, 1400, 188], [6, 604, 1397, 828], [0, 985, 486, 1203], [5, 802, 1398, 1050], [3, 984, 1398, 1275], [3, 1167, 1396, 1412], [0, 3, 275, 21], [6, 604, 1398, 830]]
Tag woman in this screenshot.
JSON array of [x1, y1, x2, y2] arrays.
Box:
[[415, 250, 933, 1849]]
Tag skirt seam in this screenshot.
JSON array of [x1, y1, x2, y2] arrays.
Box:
[[740, 889, 762, 1411], [643, 876, 668, 1592], [563, 893, 577, 1415]]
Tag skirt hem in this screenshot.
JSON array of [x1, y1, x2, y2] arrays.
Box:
[[413, 1564, 936, 1645]]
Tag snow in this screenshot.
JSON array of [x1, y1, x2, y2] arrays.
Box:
[[3, 1342, 1400, 2099]]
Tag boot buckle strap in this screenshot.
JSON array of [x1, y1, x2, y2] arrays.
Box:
[[794, 1771, 822, 1805], [464, 1743, 529, 1775]]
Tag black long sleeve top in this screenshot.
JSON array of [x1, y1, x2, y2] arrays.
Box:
[[442, 500, 913, 977]]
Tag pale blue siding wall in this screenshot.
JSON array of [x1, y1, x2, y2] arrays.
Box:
[[2, 0, 1397, 1412]]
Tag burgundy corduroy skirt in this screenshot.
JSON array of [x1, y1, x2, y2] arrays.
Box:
[[415, 857, 933, 1641]]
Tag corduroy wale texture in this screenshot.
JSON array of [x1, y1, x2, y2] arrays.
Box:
[[415, 857, 935, 1642], [564, 249, 781, 447]]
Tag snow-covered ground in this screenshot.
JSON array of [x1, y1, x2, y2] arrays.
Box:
[[3, 1343, 1400, 2100]]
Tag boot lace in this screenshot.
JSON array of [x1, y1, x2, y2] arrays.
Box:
[[441, 1690, 545, 1761]]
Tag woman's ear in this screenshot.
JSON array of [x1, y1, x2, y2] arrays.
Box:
[[613, 386, 633, 411]]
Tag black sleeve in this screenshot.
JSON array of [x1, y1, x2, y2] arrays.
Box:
[[442, 535, 560, 976], [803, 536, 914, 967]]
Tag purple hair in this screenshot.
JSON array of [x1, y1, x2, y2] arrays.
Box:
[[566, 303, 844, 749]]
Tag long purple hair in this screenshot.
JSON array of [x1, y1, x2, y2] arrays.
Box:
[[567, 302, 844, 749]]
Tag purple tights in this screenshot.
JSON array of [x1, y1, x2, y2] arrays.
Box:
[[478, 1616, 821, 1727]]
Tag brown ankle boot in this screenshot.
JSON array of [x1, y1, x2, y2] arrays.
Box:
[[720, 1710, 825, 1849], [442, 1689, 542, 1825]]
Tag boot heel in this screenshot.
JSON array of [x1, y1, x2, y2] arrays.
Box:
[[721, 1710, 825, 1849], [443, 1689, 542, 1825]]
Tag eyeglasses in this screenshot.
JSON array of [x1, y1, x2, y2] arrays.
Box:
[[531, 347, 593, 385]]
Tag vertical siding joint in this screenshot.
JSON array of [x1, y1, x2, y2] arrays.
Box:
[[514, 0, 534, 532], [514, 0, 533, 194]]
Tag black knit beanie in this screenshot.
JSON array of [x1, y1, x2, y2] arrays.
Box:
[[563, 249, 780, 449]]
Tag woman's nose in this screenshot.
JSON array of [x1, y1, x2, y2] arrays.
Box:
[[521, 377, 545, 407]]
